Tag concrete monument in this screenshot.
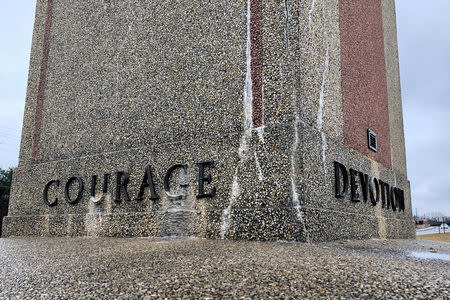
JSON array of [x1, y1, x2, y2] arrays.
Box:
[[3, 0, 414, 241]]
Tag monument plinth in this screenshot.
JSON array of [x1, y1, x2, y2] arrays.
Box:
[[3, 0, 414, 241]]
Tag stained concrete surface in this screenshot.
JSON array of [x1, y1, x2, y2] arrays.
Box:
[[0, 237, 448, 299]]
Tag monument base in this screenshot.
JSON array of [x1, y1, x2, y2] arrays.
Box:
[[3, 207, 415, 241]]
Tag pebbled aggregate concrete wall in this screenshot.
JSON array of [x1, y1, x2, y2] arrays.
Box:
[[3, 0, 414, 241]]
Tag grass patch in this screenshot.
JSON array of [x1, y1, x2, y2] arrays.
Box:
[[417, 232, 450, 242]]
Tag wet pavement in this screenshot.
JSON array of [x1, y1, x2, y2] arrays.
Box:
[[0, 237, 448, 299], [409, 251, 450, 261], [416, 226, 449, 235]]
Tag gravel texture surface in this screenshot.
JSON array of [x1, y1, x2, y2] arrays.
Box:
[[0, 237, 448, 299]]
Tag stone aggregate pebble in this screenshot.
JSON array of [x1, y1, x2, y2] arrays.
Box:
[[0, 237, 448, 299]]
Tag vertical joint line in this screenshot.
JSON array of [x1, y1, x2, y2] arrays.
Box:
[[32, 0, 54, 164]]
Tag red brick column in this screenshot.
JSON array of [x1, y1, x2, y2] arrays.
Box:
[[339, 0, 392, 169], [32, 0, 54, 163]]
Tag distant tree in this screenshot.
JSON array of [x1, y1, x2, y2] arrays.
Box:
[[0, 168, 12, 205], [0, 168, 12, 236]]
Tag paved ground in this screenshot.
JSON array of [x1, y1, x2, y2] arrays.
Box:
[[0, 237, 448, 299]]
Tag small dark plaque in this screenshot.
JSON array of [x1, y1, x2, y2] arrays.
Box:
[[367, 129, 377, 152]]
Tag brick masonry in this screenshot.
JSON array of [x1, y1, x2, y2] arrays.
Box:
[[339, 0, 392, 169], [32, 0, 54, 163]]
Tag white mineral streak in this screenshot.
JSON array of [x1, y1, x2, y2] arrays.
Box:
[[317, 45, 330, 173], [220, 0, 253, 239], [285, 0, 310, 242], [220, 169, 239, 238], [320, 132, 328, 172], [254, 152, 264, 181], [291, 112, 310, 243], [90, 196, 100, 204], [308, 0, 317, 23], [167, 207, 192, 213], [255, 126, 265, 143], [317, 46, 329, 132]]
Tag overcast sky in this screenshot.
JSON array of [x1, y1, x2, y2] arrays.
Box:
[[0, 1, 449, 217], [396, 0, 450, 217]]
